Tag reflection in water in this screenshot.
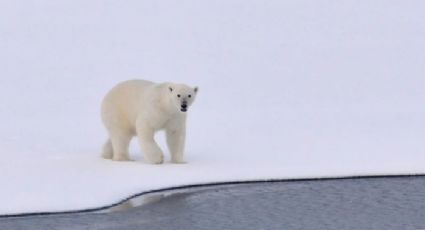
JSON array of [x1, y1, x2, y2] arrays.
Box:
[[104, 184, 241, 213], [106, 193, 166, 212]]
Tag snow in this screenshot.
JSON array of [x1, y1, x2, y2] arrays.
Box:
[[0, 0, 425, 215]]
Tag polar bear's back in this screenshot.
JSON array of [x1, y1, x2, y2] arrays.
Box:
[[109, 79, 155, 97], [101, 80, 155, 133]]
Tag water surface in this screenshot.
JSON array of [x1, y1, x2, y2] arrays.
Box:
[[2, 176, 425, 230]]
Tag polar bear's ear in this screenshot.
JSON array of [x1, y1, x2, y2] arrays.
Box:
[[194, 87, 199, 93]]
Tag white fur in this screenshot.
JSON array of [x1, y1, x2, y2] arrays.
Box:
[[101, 80, 198, 164]]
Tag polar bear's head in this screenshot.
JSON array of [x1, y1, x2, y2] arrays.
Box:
[[168, 84, 198, 113]]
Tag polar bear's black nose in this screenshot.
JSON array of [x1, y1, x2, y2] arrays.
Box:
[[180, 103, 188, 112]]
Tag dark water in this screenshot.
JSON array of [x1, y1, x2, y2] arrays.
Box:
[[2, 176, 425, 230]]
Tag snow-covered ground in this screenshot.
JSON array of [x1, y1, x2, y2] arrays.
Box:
[[0, 0, 424, 215]]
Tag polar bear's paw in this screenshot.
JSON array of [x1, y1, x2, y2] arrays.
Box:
[[171, 158, 187, 164], [112, 154, 131, 161], [102, 151, 113, 159], [146, 154, 164, 164]]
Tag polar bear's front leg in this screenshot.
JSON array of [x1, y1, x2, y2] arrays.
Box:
[[166, 124, 186, 164], [137, 127, 164, 164]]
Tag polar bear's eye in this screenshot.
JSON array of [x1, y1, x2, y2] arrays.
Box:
[[177, 94, 181, 98], [188, 95, 192, 98]]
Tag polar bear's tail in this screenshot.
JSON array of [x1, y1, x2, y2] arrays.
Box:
[[102, 139, 113, 159]]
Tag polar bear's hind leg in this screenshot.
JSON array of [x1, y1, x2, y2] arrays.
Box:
[[110, 133, 132, 161], [102, 139, 113, 159]]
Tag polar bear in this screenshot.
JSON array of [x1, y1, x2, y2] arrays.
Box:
[[101, 79, 198, 164]]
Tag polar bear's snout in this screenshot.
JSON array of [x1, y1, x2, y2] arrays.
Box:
[[181, 101, 188, 112]]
